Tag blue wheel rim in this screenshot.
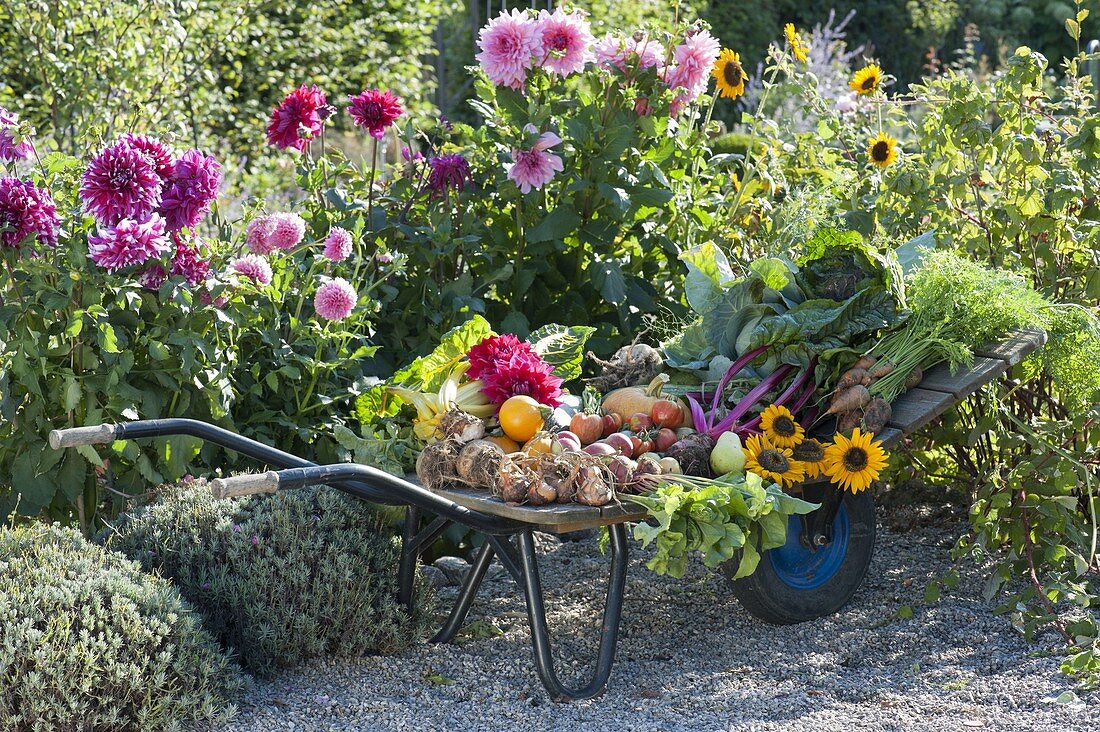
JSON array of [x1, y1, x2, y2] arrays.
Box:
[[770, 502, 849, 590]]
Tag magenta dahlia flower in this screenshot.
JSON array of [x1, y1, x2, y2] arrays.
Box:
[[594, 33, 664, 73], [245, 215, 276, 254], [118, 133, 175, 180], [139, 265, 168, 291], [322, 227, 353, 261], [347, 89, 404, 139], [480, 350, 563, 407], [535, 8, 593, 77], [267, 85, 328, 152], [0, 177, 58, 249], [466, 334, 536, 380], [170, 233, 211, 285], [476, 8, 543, 89], [231, 254, 273, 286], [664, 29, 721, 103], [427, 153, 471, 194], [507, 127, 563, 194], [159, 149, 221, 232], [267, 212, 306, 250], [314, 277, 357, 320], [88, 213, 170, 272], [81, 140, 163, 225], [0, 107, 35, 162]]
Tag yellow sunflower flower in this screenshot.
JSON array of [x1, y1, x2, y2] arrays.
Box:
[[867, 132, 898, 168], [791, 438, 827, 479], [784, 23, 809, 63], [745, 433, 806, 488], [849, 63, 884, 95], [822, 428, 889, 493], [712, 49, 747, 100], [759, 404, 805, 449]]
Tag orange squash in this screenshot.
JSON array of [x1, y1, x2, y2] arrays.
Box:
[[600, 374, 694, 429]]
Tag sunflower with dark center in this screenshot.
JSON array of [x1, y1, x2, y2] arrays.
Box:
[[868, 132, 898, 167], [759, 404, 804, 449], [745, 434, 806, 488], [849, 63, 883, 95], [712, 49, 747, 100], [822, 428, 888, 493], [791, 438, 826, 478]]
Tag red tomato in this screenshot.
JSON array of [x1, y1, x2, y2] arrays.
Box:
[[650, 400, 684, 429], [636, 439, 653, 457], [601, 412, 623, 438], [629, 412, 653, 432], [569, 412, 604, 445], [654, 428, 677, 452]]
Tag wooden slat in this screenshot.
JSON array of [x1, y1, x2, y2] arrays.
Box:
[[974, 327, 1048, 366], [917, 356, 1010, 399], [885, 387, 954, 434], [874, 427, 904, 448]]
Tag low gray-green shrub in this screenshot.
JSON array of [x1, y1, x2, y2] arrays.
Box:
[[105, 479, 435, 676], [0, 523, 241, 731]]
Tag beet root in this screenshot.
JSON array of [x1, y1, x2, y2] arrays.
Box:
[[904, 366, 924, 390], [665, 433, 716, 478], [860, 397, 892, 434]]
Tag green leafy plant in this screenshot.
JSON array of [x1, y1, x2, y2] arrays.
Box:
[[0, 522, 242, 729]]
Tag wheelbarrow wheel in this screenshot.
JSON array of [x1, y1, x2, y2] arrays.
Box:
[[723, 489, 876, 624]]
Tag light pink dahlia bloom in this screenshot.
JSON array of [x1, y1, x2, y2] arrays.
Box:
[[535, 8, 593, 77], [507, 127, 563, 194], [81, 140, 163, 226], [476, 9, 543, 89], [322, 227, 353, 261], [314, 277, 357, 320], [347, 89, 404, 139], [267, 212, 306, 250], [88, 213, 170, 272], [231, 254, 273, 285], [664, 29, 721, 103], [594, 32, 664, 73], [246, 215, 277, 254], [0, 107, 35, 162], [159, 149, 221, 232]]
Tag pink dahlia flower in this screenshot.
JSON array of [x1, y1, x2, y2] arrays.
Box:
[[139, 265, 168, 291], [267, 212, 306, 250], [118, 133, 175, 180], [347, 89, 404, 139], [170, 233, 212, 285], [466, 334, 535, 380], [245, 215, 276, 254], [267, 85, 328, 152], [427, 153, 471, 194], [322, 226, 353, 261], [159, 149, 221, 232], [81, 140, 163, 225], [507, 127, 563, 194], [314, 277, 357, 320], [535, 8, 593, 77], [476, 8, 543, 89], [594, 32, 664, 73], [480, 350, 563, 407], [664, 29, 721, 104], [0, 107, 35, 162], [88, 213, 170, 272], [375, 250, 394, 264], [0, 177, 58, 249], [231, 254, 273, 286]]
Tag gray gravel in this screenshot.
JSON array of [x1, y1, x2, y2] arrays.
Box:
[[223, 518, 1097, 731]]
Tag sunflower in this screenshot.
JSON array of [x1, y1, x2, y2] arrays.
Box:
[[849, 63, 884, 95], [745, 433, 806, 488], [868, 132, 898, 168], [822, 428, 889, 493], [759, 404, 805, 449], [791, 438, 827, 479], [712, 49, 747, 100], [784, 23, 809, 63]]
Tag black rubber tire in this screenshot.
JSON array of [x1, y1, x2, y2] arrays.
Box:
[[723, 490, 876, 625]]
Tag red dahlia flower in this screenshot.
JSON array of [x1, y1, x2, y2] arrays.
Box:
[[267, 85, 328, 152]]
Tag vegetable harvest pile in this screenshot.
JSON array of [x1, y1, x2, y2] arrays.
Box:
[[350, 228, 1099, 581]]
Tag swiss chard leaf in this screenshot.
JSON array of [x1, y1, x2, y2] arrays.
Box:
[[529, 323, 596, 382], [392, 315, 495, 392]]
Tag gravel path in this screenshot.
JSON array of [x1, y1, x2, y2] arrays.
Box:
[[224, 518, 1097, 731]]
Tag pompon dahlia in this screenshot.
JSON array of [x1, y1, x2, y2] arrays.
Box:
[[0, 107, 35, 162], [88, 213, 170, 272], [479, 350, 563, 407], [159, 149, 221, 232], [347, 89, 404, 139], [535, 8, 593, 77], [0, 177, 58, 249], [427, 153, 471, 194], [267, 212, 306, 250], [476, 8, 543, 89], [322, 226, 353, 261], [139, 265, 168, 291], [170, 233, 212, 285], [506, 127, 563, 194], [314, 277, 357, 320], [81, 140, 163, 225], [466, 334, 536, 380], [231, 254, 273, 286], [267, 84, 328, 152], [246, 215, 277, 254], [594, 32, 663, 73], [118, 133, 175, 180], [665, 28, 721, 103]]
